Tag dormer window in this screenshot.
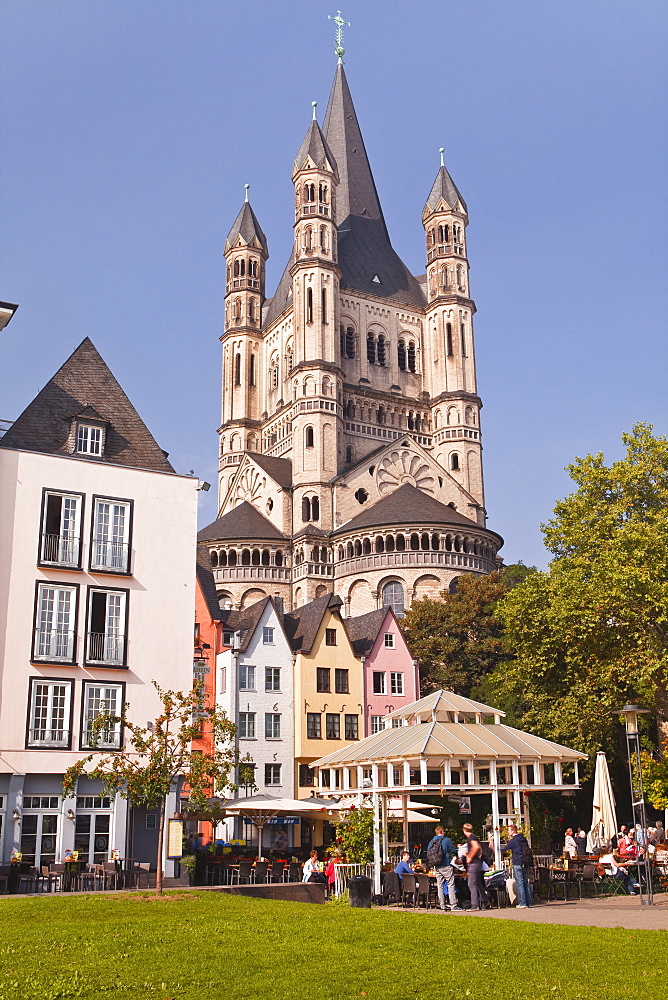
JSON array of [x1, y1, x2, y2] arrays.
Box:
[[75, 422, 105, 456]]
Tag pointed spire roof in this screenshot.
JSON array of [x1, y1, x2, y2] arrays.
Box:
[[0, 338, 175, 473], [424, 164, 467, 217], [224, 201, 268, 254], [292, 119, 338, 180]]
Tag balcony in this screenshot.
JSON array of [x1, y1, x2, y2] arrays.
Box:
[[40, 533, 80, 568], [427, 242, 465, 262], [28, 728, 69, 748], [81, 727, 122, 749], [334, 550, 495, 578], [86, 633, 125, 666], [213, 565, 291, 583], [90, 541, 130, 573], [33, 629, 75, 662], [293, 563, 332, 580]]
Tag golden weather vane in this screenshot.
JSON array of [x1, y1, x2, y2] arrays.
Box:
[[328, 10, 350, 61]]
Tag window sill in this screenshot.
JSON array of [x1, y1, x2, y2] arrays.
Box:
[[37, 561, 82, 572], [88, 567, 132, 577], [265, 737, 282, 742], [31, 658, 78, 668], [84, 662, 129, 670]]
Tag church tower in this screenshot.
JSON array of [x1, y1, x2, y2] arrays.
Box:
[[202, 35, 503, 617]]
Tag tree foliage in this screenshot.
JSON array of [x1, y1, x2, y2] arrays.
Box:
[[401, 565, 534, 695], [62, 682, 253, 894], [484, 424, 668, 772], [330, 805, 375, 864]]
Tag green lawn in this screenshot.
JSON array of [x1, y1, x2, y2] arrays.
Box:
[[0, 892, 665, 1000]]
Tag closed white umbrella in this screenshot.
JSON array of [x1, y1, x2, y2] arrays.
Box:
[[587, 752, 617, 852]]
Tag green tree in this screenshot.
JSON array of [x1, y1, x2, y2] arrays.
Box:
[[330, 806, 375, 864], [486, 424, 668, 771], [63, 683, 253, 894], [402, 565, 534, 695]]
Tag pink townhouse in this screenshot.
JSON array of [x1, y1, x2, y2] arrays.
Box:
[[344, 608, 420, 737]]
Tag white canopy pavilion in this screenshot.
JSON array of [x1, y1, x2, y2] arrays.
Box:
[[311, 690, 587, 893]]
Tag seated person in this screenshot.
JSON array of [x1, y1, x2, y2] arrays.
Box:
[[394, 851, 414, 877], [599, 851, 639, 895], [617, 831, 637, 859]]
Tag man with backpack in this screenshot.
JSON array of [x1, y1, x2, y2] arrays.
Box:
[[427, 825, 462, 911], [501, 823, 533, 908]]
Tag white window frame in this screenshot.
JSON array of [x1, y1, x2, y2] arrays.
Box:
[[264, 763, 282, 786], [90, 497, 132, 573], [384, 632, 395, 649], [390, 672, 404, 695], [81, 682, 124, 749], [265, 667, 281, 692], [372, 671, 386, 695], [370, 715, 384, 734], [86, 588, 127, 666], [27, 679, 72, 748], [239, 664, 256, 691], [40, 490, 83, 567], [239, 712, 255, 738], [262, 626, 274, 645], [265, 713, 281, 740], [76, 422, 104, 455], [33, 583, 77, 662], [74, 798, 113, 865]]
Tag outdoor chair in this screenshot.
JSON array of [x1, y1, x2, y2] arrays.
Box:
[[47, 863, 66, 892], [101, 862, 119, 890], [74, 866, 104, 892], [576, 863, 599, 898], [400, 873, 417, 907], [253, 861, 269, 884], [382, 872, 401, 906], [414, 873, 432, 909], [41, 866, 62, 892], [547, 867, 569, 901], [232, 860, 253, 884], [17, 867, 49, 894], [597, 866, 628, 897], [287, 863, 302, 883], [130, 862, 150, 888], [270, 862, 286, 883]]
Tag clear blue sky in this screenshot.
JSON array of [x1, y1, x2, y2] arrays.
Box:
[[1, 0, 666, 568]]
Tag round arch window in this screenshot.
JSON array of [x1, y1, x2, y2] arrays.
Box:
[[382, 581, 405, 616]]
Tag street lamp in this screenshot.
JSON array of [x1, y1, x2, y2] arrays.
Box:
[[617, 704, 653, 906]]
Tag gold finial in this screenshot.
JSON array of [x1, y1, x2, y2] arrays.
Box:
[[439, 148, 445, 168], [312, 101, 318, 121], [244, 183, 249, 202], [328, 10, 350, 61]]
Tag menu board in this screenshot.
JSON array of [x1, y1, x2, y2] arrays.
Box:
[[167, 819, 184, 859]]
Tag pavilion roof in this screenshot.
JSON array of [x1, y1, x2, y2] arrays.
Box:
[[384, 689, 505, 722]]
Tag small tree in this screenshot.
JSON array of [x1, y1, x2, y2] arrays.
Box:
[[329, 805, 375, 864], [62, 682, 253, 894]]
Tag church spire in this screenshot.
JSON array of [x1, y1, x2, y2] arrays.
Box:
[[224, 198, 268, 255]]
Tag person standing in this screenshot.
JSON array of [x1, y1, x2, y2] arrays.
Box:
[[463, 823, 490, 910], [564, 828, 577, 859], [575, 827, 587, 856], [501, 824, 533, 908], [427, 826, 461, 912]]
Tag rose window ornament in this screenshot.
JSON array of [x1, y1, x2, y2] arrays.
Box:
[[376, 449, 435, 495]]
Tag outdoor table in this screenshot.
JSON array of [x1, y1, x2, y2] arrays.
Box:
[[113, 858, 137, 889], [8, 861, 31, 894], [62, 860, 88, 891]]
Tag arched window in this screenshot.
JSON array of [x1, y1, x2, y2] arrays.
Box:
[[235, 353, 241, 386], [407, 412, 414, 431], [432, 533, 440, 550], [450, 453, 460, 471], [382, 581, 405, 616], [428, 227, 435, 246], [449, 577, 460, 595], [219, 551, 228, 566], [311, 495, 319, 520], [321, 287, 327, 322], [240, 259, 246, 276], [354, 540, 362, 557], [377, 407, 385, 425], [320, 547, 328, 563], [306, 287, 313, 323], [377, 336, 386, 366], [407, 342, 416, 372], [341, 326, 355, 359], [322, 376, 330, 396], [375, 536, 384, 553], [233, 298, 241, 322], [304, 227, 313, 250], [346, 542, 353, 558], [345, 399, 355, 419], [261, 549, 270, 565], [302, 496, 311, 522], [241, 549, 251, 566], [248, 298, 255, 323], [311, 547, 319, 563], [249, 353, 255, 386], [319, 183, 328, 204], [465, 406, 473, 425], [385, 535, 395, 552], [397, 340, 406, 371], [438, 224, 449, 244], [367, 333, 375, 364], [304, 183, 315, 202], [252, 549, 260, 565], [228, 550, 237, 566], [210, 551, 218, 568], [410, 533, 420, 551], [275, 551, 283, 567], [305, 426, 314, 449], [345, 445, 354, 464], [446, 323, 453, 357], [421, 533, 430, 550], [460, 321, 467, 356], [270, 354, 279, 388]]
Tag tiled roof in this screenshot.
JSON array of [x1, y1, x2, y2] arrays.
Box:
[[221, 596, 272, 653], [247, 452, 293, 490], [283, 592, 343, 655], [424, 164, 467, 216], [343, 607, 389, 657], [331, 484, 485, 536], [196, 544, 225, 622], [0, 337, 175, 473], [225, 200, 268, 254], [198, 501, 287, 542]]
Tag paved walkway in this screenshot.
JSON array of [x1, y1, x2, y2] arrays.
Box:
[[379, 892, 668, 931]]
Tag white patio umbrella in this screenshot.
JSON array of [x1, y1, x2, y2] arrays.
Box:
[[221, 794, 334, 857], [587, 752, 618, 852]]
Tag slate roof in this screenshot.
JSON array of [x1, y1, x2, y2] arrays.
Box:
[[293, 119, 338, 179], [221, 596, 272, 653], [197, 501, 286, 542], [343, 607, 389, 657], [283, 592, 343, 655], [424, 164, 467, 216], [225, 200, 268, 254], [331, 483, 489, 536], [247, 452, 293, 490], [196, 544, 225, 622], [0, 337, 175, 473]]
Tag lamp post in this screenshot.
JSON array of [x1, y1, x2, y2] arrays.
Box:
[[617, 704, 653, 906]]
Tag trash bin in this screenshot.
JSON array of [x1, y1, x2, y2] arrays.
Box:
[[347, 874, 373, 908]]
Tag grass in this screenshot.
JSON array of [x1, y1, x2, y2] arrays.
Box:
[[0, 891, 665, 1000]]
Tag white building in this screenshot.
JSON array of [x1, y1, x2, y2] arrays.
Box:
[[0, 337, 197, 872]]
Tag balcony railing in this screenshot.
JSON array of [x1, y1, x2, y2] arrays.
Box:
[[334, 550, 495, 578], [40, 533, 80, 567], [81, 727, 122, 749], [427, 242, 465, 262], [213, 566, 290, 582], [28, 728, 69, 747], [34, 629, 75, 661], [86, 633, 125, 665], [90, 541, 130, 573]]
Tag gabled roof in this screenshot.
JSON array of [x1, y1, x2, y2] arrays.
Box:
[[321, 63, 425, 309], [343, 607, 389, 657], [224, 200, 268, 254], [385, 689, 505, 722], [331, 483, 486, 536], [197, 501, 286, 542], [196, 544, 225, 622], [0, 337, 175, 473], [424, 164, 467, 217], [246, 452, 292, 490], [283, 592, 343, 655], [221, 596, 272, 653], [292, 119, 338, 179]]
